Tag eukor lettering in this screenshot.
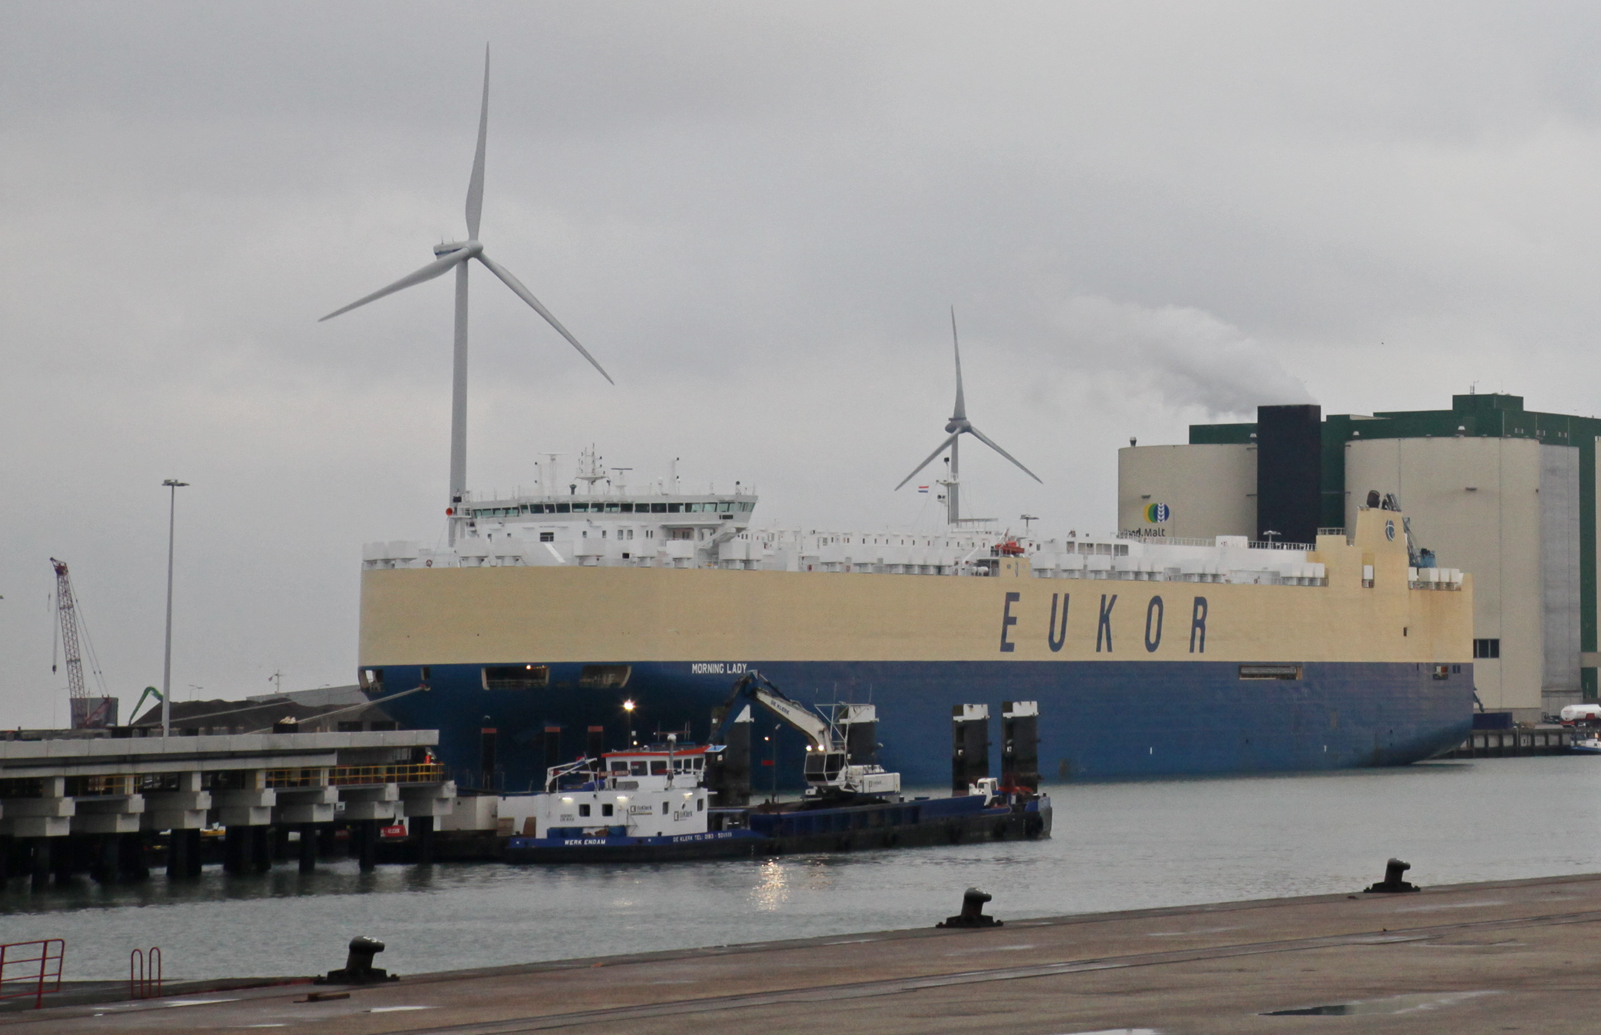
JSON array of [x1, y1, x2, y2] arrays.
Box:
[[1047, 593, 1069, 653], [999, 592, 1021, 653], [1144, 596, 1164, 653], [1096, 595, 1117, 652], [1189, 596, 1209, 653]]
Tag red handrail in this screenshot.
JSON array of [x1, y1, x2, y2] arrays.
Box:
[[0, 939, 64, 1010], [129, 947, 162, 1000]]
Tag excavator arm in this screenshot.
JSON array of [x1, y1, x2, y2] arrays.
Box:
[[717, 671, 838, 752]]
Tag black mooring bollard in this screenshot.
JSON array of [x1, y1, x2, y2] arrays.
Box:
[[316, 935, 399, 985], [937, 886, 1003, 929], [1363, 857, 1420, 893]]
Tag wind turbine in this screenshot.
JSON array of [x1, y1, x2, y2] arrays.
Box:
[[895, 309, 1040, 525], [319, 46, 612, 529]]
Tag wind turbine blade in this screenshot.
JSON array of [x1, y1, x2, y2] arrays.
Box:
[[965, 425, 1043, 484], [895, 432, 961, 491], [950, 306, 967, 421], [319, 251, 466, 321], [476, 252, 615, 384], [465, 45, 489, 240]]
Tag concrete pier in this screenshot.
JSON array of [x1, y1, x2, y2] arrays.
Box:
[[0, 730, 452, 887], [11, 871, 1601, 1032]]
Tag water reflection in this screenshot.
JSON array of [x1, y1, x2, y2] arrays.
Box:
[[1, 759, 1596, 981], [751, 859, 790, 910]]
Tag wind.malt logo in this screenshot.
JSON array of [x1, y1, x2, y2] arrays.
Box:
[[1144, 502, 1170, 524]]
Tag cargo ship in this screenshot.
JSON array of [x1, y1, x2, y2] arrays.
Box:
[[356, 449, 1475, 790]]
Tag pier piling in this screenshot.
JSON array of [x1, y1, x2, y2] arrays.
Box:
[[298, 825, 317, 873]]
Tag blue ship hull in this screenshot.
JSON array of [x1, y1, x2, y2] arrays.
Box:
[[370, 660, 1474, 791]]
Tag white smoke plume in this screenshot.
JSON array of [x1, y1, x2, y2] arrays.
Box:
[[1049, 294, 1314, 418]]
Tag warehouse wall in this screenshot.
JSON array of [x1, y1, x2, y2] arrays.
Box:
[[1118, 444, 1256, 540], [1344, 437, 1551, 718], [1541, 444, 1582, 710]]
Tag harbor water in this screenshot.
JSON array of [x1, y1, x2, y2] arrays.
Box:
[[3, 756, 1598, 982]]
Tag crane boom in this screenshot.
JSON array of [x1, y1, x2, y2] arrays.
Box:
[[49, 558, 114, 729], [50, 558, 88, 708], [720, 671, 838, 751]]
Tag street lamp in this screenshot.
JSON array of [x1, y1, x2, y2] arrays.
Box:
[[160, 479, 189, 737], [622, 698, 636, 746]]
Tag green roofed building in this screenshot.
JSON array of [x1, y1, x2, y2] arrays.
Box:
[[1119, 394, 1597, 722]]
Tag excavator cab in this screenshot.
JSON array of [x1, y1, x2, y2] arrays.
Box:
[[803, 748, 847, 787]]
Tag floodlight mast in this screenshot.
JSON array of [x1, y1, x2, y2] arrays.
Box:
[[161, 479, 188, 737]]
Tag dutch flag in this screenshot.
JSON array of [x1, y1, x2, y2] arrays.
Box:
[[917, 485, 929, 494]]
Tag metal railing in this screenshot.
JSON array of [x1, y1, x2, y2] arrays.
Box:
[[130, 947, 162, 1000], [329, 763, 445, 786], [0, 939, 64, 1009]]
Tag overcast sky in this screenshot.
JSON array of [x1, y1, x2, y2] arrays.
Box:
[[4, 3, 1600, 725]]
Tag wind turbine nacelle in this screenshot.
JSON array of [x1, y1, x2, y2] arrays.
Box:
[[945, 419, 970, 434], [433, 240, 478, 258]]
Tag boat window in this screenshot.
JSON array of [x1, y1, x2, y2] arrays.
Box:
[[540, 531, 555, 542], [556, 503, 570, 513], [571, 503, 589, 513], [660, 801, 669, 814], [579, 803, 591, 817], [481, 665, 550, 690], [650, 760, 667, 775], [579, 665, 631, 689], [630, 762, 647, 776], [652, 503, 667, 513], [697, 797, 704, 811], [602, 803, 614, 817], [668, 503, 683, 513], [359, 668, 384, 692], [693, 757, 703, 770], [610, 761, 628, 772]]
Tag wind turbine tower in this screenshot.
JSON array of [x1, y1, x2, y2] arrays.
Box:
[[320, 47, 612, 537], [896, 309, 1041, 525]]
